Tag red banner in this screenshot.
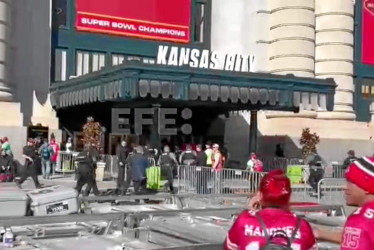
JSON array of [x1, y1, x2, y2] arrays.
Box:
[[75, 0, 191, 43], [362, 0, 374, 65]]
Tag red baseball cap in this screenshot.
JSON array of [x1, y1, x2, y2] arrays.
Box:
[[260, 169, 291, 208]]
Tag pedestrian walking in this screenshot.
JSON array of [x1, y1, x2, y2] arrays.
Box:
[[75, 144, 100, 196], [0, 149, 13, 182], [115, 140, 132, 195], [38, 139, 54, 179], [128, 146, 150, 194], [158, 145, 178, 193], [16, 139, 42, 189], [50, 138, 60, 175], [307, 149, 324, 197]]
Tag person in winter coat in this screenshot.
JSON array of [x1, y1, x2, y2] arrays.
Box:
[[179, 144, 197, 165], [75, 144, 100, 196], [50, 138, 60, 175], [194, 144, 207, 167], [0, 149, 13, 182], [158, 145, 178, 193], [17, 139, 42, 189], [127, 146, 150, 194], [307, 149, 324, 197], [38, 139, 54, 179], [116, 140, 133, 195], [194, 144, 209, 194], [342, 150, 357, 170]]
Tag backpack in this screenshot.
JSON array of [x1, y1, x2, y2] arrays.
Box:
[[42, 146, 50, 160], [256, 213, 301, 250]]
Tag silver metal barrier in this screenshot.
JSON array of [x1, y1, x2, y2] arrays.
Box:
[[331, 162, 345, 178], [317, 178, 346, 204], [260, 157, 288, 172], [289, 158, 304, 165], [177, 165, 263, 195], [55, 151, 78, 176], [98, 155, 118, 180]]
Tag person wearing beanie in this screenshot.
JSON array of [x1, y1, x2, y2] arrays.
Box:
[[17, 139, 42, 189], [225, 169, 317, 250], [314, 157, 374, 249]]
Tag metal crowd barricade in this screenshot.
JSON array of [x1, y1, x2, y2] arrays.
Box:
[[98, 155, 118, 180], [260, 157, 288, 172], [317, 178, 346, 204], [177, 165, 263, 195], [331, 162, 345, 178], [55, 151, 78, 176], [288, 158, 304, 165]]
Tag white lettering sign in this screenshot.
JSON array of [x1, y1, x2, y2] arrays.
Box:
[[156, 45, 256, 73]]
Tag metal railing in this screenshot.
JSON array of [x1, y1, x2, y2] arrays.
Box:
[[55, 151, 79, 176], [259, 157, 288, 172], [177, 165, 263, 195], [317, 178, 346, 204]]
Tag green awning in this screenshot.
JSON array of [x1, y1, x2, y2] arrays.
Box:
[[50, 61, 336, 111]]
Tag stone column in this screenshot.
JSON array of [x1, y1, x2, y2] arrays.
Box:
[[266, 0, 317, 118], [268, 0, 316, 78], [315, 0, 356, 120], [0, 0, 12, 101]]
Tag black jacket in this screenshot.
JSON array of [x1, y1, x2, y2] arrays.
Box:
[[194, 151, 207, 167]]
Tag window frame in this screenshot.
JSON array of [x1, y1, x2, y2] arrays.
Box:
[[52, 0, 70, 30], [191, 0, 211, 48]]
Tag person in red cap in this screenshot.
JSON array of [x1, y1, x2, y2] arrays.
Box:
[[225, 169, 317, 250], [314, 157, 374, 248]]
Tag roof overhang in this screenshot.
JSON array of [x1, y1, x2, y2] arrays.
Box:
[[50, 61, 336, 111]]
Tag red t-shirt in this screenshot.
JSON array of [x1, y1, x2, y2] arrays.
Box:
[[225, 208, 317, 250], [341, 200, 374, 249]]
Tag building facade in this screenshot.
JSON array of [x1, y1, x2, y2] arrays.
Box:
[[2, 0, 374, 163]]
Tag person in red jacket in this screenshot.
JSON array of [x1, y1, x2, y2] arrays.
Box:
[[50, 138, 60, 175], [314, 157, 374, 249], [225, 169, 317, 250]]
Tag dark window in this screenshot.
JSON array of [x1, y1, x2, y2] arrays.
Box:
[[194, 2, 205, 43], [52, 0, 68, 29]]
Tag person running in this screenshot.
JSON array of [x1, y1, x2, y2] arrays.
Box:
[[16, 139, 42, 189], [225, 169, 317, 250], [314, 157, 374, 249]]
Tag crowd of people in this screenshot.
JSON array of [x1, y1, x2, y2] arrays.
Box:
[[4, 136, 374, 249], [113, 141, 227, 196]]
